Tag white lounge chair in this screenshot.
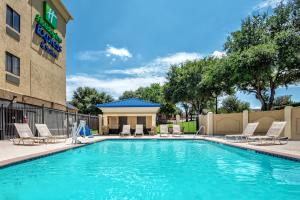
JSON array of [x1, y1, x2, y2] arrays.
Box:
[[172, 124, 183, 137], [35, 124, 67, 143], [160, 125, 169, 137], [225, 122, 259, 142], [120, 125, 131, 136], [13, 123, 48, 144], [134, 124, 144, 136], [248, 121, 287, 145]]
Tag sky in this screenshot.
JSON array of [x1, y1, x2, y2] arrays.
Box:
[[62, 0, 299, 108]]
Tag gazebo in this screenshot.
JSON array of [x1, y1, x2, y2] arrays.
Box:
[[97, 98, 160, 134]]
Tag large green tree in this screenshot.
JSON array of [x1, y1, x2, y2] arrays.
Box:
[[219, 95, 250, 113], [71, 87, 114, 115], [224, 0, 300, 110], [164, 58, 233, 114], [119, 83, 177, 117]]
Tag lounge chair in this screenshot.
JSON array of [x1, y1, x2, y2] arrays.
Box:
[[225, 122, 259, 142], [134, 124, 144, 136], [120, 125, 131, 136], [35, 124, 67, 143], [172, 124, 183, 137], [248, 121, 287, 145], [13, 123, 48, 144], [160, 125, 169, 137]]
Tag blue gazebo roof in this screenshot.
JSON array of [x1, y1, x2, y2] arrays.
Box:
[[96, 98, 160, 108]]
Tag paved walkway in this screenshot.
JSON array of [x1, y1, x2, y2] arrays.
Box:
[[0, 135, 300, 168], [203, 137, 300, 160]]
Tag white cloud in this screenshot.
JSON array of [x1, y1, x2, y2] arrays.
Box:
[[154, 52, 202, 66], [76, 51, 103, 61], [76, 45, 132, 61], [68, 51, 203, 99], [105, 45, 132, 60], [106, 52, 202, 77], [255, 0, 288, 10], [66, 75, 165, 100], [211, 51, 226, 58]]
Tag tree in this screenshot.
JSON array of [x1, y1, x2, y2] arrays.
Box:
[[164, 60, 209, 114], [119, 91, 137, 100], [219, 96, 250, 113], [224, 1, 300, 110], [119, 83, 178, 117], [273, 95, 294, 107], [181, 102, 191, 122], [164, 58, 233, 114], [71, 87, 114, 115]]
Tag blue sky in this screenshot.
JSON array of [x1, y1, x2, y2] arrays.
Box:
[[62, 0, 299, 108]]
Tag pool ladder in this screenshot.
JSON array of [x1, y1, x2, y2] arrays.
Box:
[[194, 126, 205, 138]]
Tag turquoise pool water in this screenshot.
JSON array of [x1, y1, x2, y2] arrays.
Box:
[[0, 140, 300, 200]]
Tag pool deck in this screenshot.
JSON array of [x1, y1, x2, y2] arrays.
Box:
[[0, 135, 300, 168]]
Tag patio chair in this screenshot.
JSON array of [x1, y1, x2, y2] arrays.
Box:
[[120, 125, 131, 136], [134, 124, 144, 136], [225, 122, 259, 142], [160, 124, 169, 137], [248, 121, 288, 145], [172, 124, 183, 137], [35, 124, 67, 143], [13, 123, 48, 145]]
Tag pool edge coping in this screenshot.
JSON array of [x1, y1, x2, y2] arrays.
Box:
[[1, 137, 299, 169]]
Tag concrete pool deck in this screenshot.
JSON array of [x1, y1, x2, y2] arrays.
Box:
[[0, 135, 300, 168]]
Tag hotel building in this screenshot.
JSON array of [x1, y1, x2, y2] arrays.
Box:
[[0, 0, 72, 110]]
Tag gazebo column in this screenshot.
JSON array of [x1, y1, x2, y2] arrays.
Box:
[[103, 115, 108, 126], [151, 114, 156, 127]]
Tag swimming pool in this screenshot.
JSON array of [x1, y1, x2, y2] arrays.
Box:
[[0, 140, 300, 200]]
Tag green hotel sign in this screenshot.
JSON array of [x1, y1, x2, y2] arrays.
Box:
[[44, 2, 57, 29], [34, 1, 63, 58], [35, 15, 62, 43]]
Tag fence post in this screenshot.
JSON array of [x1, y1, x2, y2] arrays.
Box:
[[88, 114, 91, 127], [284, 106, 292, 139], [198, 114, 202, 131], [66, 111, 70, 137], [175, 115, 180, 124], [98, 114, 102, 135], [207, 112, 214, 135], [243, 110, 249, 130], [0, 104, 3, 140], [42, 104, 45, 124]]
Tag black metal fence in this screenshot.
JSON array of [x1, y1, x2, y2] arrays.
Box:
[[0, 105, 99, 140]]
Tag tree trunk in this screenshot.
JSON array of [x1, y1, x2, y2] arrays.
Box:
[[185, 110, 188, 122], [255, 92, 267, 111], [267, 82, 276, 110]]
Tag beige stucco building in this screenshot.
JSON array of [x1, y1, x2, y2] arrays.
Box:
[[0, 0, 72, 110], [97, 98, 160, 134]]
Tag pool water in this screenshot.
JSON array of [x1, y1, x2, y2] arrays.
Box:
[[0, 140, 300, 200]]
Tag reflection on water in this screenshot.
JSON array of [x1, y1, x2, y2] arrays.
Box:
[[273, 167, 300, 185]]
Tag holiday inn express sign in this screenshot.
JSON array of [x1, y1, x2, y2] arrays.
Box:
[[34, 2, 62, 58], [44, 2, 57, 29]]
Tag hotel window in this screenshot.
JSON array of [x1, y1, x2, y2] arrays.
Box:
[[6, 52, 20, 76], [6, 5, 20, 32]]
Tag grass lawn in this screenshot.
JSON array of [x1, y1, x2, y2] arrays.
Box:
[[179, 121, 197, 133], [157, 121, 197, 133]]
